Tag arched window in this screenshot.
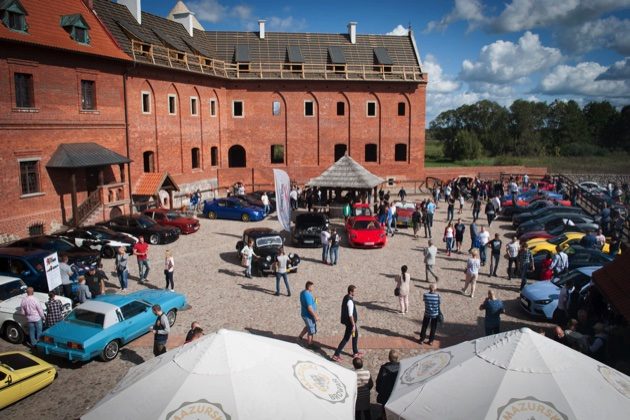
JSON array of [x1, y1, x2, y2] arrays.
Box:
[[394, 143, 407, 162], [143, 151, 155, 173], [334, 144, 347, 161], [210, 146, 218, 166], [364, 143, 377, 162], [228, 145, 246, 168], [191, 147, 201, 169]]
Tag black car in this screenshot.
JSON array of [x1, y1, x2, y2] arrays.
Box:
[[58, 226, 137, 258], [236, 192, 276, 214], [527, 245, 613, 279], [512, 206, 585, 227], [4, 235, 100, 268], [516, 214, 596, 238], [98, 215, 180, 245], [500, 200, 555, 219], [248, 190, 277, 212], [292, 213, 329, 247], [236, 228, 300, 277]]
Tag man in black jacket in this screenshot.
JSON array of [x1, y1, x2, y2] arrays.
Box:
[[332, 285, 363, 362], [376, 350, 400, 411]]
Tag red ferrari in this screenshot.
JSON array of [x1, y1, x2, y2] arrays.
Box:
[[346, 216, 387, 248], [142, 208, 200, 234]]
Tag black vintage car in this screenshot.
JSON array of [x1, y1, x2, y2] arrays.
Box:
[[98, 215, 180, 245], [292, 213, 329, 247], [236, 228, 300, 277]]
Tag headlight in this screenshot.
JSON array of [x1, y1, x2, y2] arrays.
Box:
[[288, 253, 294, 258], [534, 299, 552, 305], [266, 255, 272, 262]]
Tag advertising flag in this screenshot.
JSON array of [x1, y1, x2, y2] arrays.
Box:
[[273, 169, 292, 232]]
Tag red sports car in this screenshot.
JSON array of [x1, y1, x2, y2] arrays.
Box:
[[345, 216, 387, 248], [142, 208, 200, 234]]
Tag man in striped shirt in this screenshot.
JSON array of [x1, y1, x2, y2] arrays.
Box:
[[420, 283, 441, 345]]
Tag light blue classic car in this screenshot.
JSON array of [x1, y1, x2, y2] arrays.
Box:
[[36, 290, 187, 362], [202, 197, 265, 222]]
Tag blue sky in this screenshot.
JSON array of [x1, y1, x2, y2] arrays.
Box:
[[142, 0, 630, 123]]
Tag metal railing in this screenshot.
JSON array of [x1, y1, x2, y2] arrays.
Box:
[[130, 40, 425, 82]]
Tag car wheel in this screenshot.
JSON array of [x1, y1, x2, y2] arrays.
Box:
[[166, 309, 177, 327], [102, 246, 115, 259], [3, 321, 24, 344], [208, 211, 217, 220], [100, 339, 120, 362], [241, 213, 250, 222], [149, 234, 160, 245]]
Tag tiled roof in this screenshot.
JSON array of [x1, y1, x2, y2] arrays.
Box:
[[0, 0, 130, 61], [133, 172, 179, 196], [307, 155, 385, 189], [592, 253, 630, 322], [46, 143, 131, 168], [92, 0, 420, 69]]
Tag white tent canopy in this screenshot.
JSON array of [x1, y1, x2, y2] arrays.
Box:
[[84, 329, 357, 420], [386, 328, 630, 420]]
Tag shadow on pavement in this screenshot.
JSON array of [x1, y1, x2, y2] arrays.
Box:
[[238, 282, 276, 295], [244, 327, 335, 359], [119, 348, 145, 365], [355, 300, 399, 314]]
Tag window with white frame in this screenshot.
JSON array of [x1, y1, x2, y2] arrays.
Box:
[[141, 92, 151, 114], [304, 100, 314, 117]]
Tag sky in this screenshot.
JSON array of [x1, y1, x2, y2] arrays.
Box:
[[141, 0, 630, 123]]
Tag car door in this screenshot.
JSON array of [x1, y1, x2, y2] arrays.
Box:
[[119, 300, 154, 341], [226, 200, 239, 220], [0, 367, 25, 407]]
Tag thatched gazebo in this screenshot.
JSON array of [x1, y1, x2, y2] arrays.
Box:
[[306, 154, 385, 214]]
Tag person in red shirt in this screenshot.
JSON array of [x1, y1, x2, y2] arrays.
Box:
[[540, 254, 553, 281], [133, 236, 150, 284]]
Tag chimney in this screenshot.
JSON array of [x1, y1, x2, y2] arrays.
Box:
[[258, 19, 266, 39], [173, 11, 195, 37], [117, 0, 141, 25], [348, 21, 357, 44]]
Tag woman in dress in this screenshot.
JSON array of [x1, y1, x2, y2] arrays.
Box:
[[462, 248, 481, 298], [394, 265, 411, 314]]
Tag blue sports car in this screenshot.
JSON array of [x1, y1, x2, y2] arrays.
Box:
[[36, 290, 187, 362], [202, 197, 265, 222], [519, 266, 599, 319]]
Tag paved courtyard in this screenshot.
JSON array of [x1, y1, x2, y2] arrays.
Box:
[[0, 193, 551, 417]]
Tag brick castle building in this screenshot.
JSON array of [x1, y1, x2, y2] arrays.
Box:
[[0, 0, 426, 238]]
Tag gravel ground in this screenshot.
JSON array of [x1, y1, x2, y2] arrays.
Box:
[[0, 194, 551, 418]]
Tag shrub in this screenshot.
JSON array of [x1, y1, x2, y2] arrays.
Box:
[[444, 130, 483, 161]]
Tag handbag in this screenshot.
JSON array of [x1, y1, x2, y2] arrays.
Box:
[[394, 287, 400, 297], [240, 255, 249, 267], [437, 309, 444, 324]]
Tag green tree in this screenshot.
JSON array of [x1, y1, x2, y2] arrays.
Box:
[[508, 100, 548, 156], [443, 130, 482, 160], [583, 101, 619, 148]]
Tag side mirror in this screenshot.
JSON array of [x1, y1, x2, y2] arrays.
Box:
[[21, 270, 31, 277]]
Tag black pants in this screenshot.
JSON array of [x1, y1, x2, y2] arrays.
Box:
[[420, 315, 438, 342], [485, 324, 500, 336], [507, 257, 517, 279], [489, 253, 500, 276], [165, 270, 174, 289], [334, 323, 358, 356], [153, 338, 167, 357]]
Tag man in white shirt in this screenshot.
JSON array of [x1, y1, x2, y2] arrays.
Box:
[[261, 192, 270, 215], [506, 237, 520, 280], [491, 195, 501, 212], [424, 240, 439, 282], [274, 247, 291, 297], [478, 227, 490, 266], [59, 255, 74, 298], [551, 245, 569, 276], [320, 228, 331, 264], [595, 229, 606, 249], [290, 188, 298, 210]]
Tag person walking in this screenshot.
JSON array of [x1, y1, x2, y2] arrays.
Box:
[[20, 287, 44, 346], [394, 265, 411, 314], [164, 250, 175, 291], [480, 290, 505, 335], [353, 357, 374, 420], [115, 246, 129, 291], [462, 248, 480, 298], [478, 226, 490, 266], [241, 239, 257, 278], [376, 350, 400, 414], [398, 186, 407, 202], [412, 205, 422, 238], [485, 199, 496, 226], [386, 203, 395, 237], [518, 240, 535, 291], [420, 283, 441, 345], [454, 218, 465, 253], [44, 291, 64, 329], [505, 236, 520, 280], [472, 197, 481, 222], [425, 199, 436, 230], [424, 240, 439, 282], [423, 204, 432, 239], [444, 222, 454, 256], [320, 227, 331, 264], [274, 247, 291, 297], [133, 235, 150, 284], [329, 229, 340, 265], [150, 304, 170, 357], [488, 233, 502, 277], [261, 191, 270, 215], [332, 285, 363, 362], [298, 281, 319, 347], [458, 194, 465, 215], [446, 196, 455, 222], [469, 221, 479, 252]]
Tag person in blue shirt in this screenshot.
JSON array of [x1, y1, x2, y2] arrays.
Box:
[[426, 199, 436, 228], [479, 290, 505, 335], [298, 281, 319, 348]]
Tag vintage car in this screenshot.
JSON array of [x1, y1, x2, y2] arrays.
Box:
[[98, 215, 180, 245], [527, 232, 617, 256], [292, 213, 329, 247], [5, 235, 100, 268], [236, 228, 300, 277], [0, 276, 72, 344], [142, 208, 200, 234], [516, 214, 597, 238], [59, 226, 137, 258], [526, 245, 613, 279], [520, 266, 599, 319], [0, 351, 57, 409], [203, 197, 265, 222], [36, 290, 187, 362], [512, 206, 585, 227], [346, 216, 387, 248], [393, 201, 417, 227]]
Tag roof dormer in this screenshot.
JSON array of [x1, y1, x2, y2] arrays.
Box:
[[60, 13, 91, 45], [0, 0, 28, 33]]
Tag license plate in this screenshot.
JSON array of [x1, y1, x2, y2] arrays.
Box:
[[520, 297, 529, 308], [365, 242, 374, 246], [304, 240, 314, 244]]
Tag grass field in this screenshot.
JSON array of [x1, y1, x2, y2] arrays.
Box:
[[425, 140, 630, 173]]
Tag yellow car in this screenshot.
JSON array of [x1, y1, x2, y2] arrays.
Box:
[[527, 232, 616, 255], [0, 351, 56, 409]]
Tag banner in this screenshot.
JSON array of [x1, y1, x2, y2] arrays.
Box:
[[44, 252, 62, 291], [273, 169, 292, 232]]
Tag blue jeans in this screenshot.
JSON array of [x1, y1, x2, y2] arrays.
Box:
[[447, 207, 454, 221], [386, 218, 394, 235], [446, 237, 454, 253], [138, 259, 150, 281], [28, 319, 43, 345], [275, 272, 290, 295], [426, 213, 434, 227], [263, 204, 270, 215], [322, 244, 329, 263], [245, 259, 253, 277], [479, 246, 487, 265], [118, 269, 128, 289], [330, 245, 339, 265]]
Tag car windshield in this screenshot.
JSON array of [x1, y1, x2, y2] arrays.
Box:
[[297, 215, 326, 227], [553, 271, 587, 288], [67, 308, 105, 327], [137, 216, 157, 228], [0, 279, 27, 300], [353, 207, 372, 216], [353, 220, 381, 230], [166, 212, 181, 220], [548, 235, 568, 245], [256, 236, 283, 248]]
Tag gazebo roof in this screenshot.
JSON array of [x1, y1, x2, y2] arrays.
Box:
[[307, 154, 385, 189]]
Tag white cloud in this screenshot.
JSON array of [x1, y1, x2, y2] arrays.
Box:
[[387, 25, 409, 36], [460, 31, 563, 84], [267, 16, 306, 32], [538, 61, 630, 97], [425, 0, 485, 33], [596, 58, 630, 80], [423, 54, 460, 93], [557, 16, 630, 55], [231, 5, 253, 20], [187, 0, 226, 23]]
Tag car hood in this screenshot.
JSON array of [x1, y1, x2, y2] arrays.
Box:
[[173, 217, 198, 225], [255, 246, 281, 257], [522, 281, 560, 300], [348, 229, 384, 241]]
